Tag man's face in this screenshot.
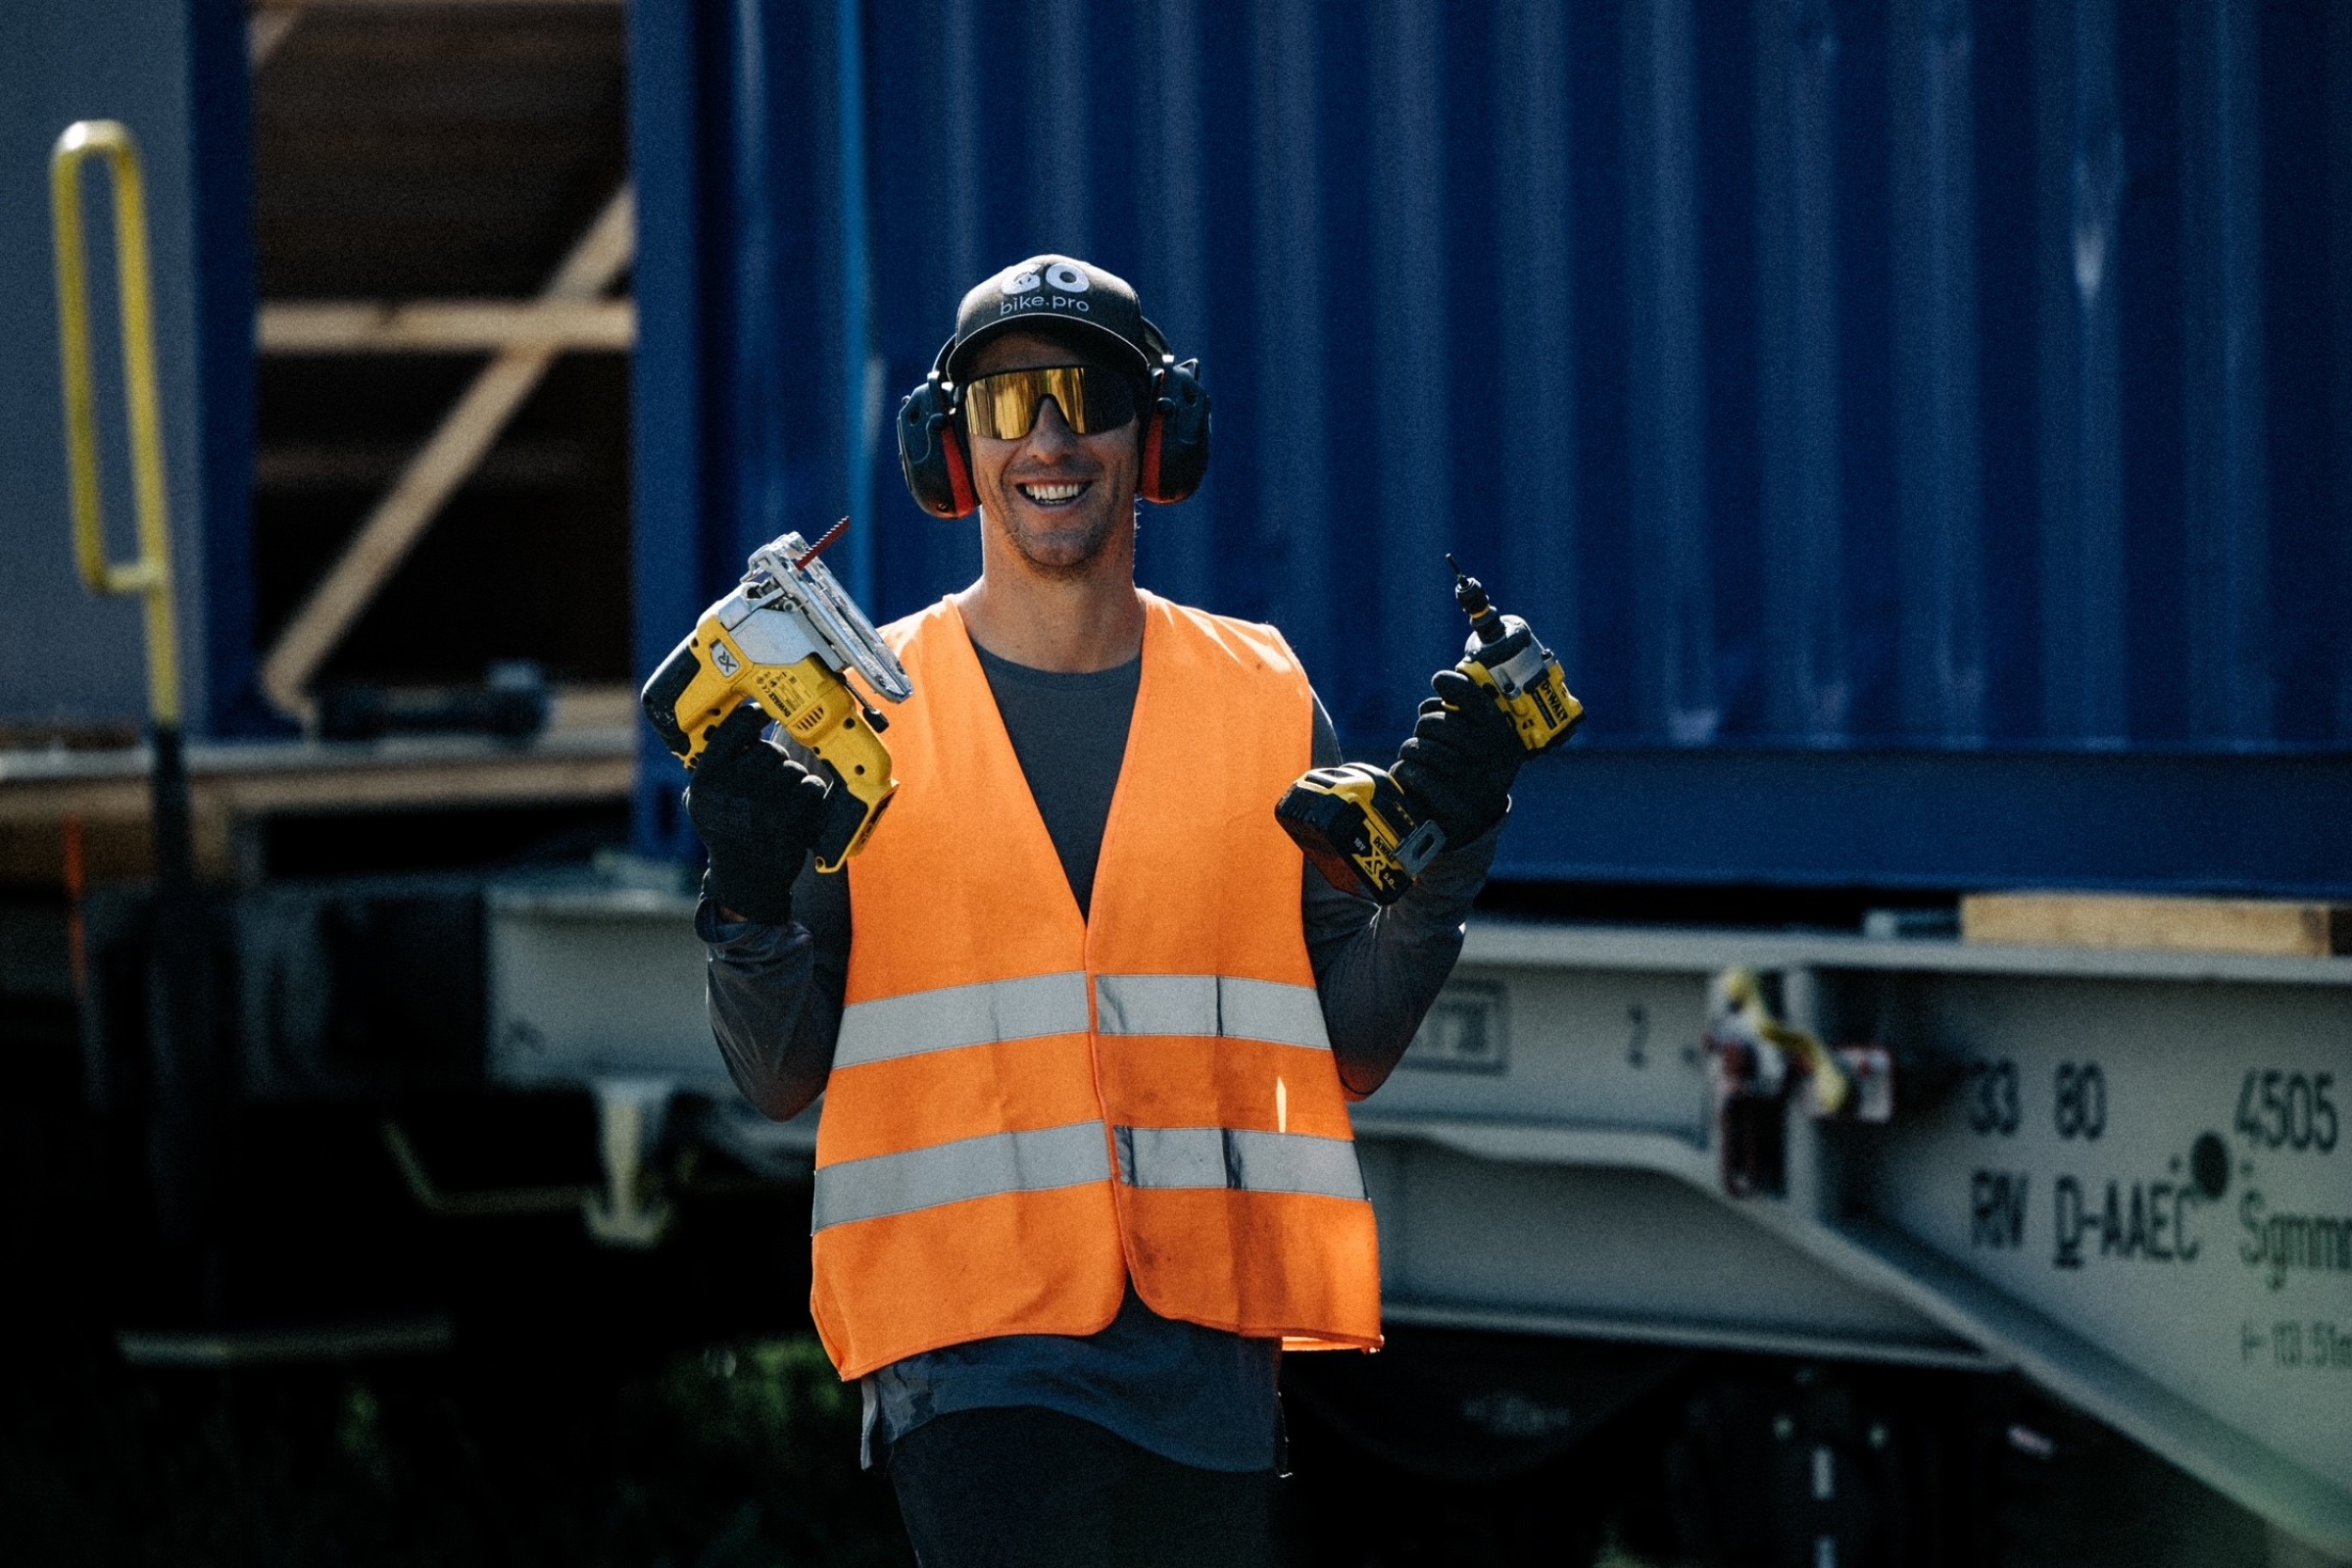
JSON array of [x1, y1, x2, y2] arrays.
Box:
[[961, 329, 1141, 578]]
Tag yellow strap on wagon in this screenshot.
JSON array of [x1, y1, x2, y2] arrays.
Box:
[[51, 118, 181, 729]]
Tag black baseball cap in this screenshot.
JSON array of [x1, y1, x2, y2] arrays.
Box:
[[946, 255, 1157, 386]]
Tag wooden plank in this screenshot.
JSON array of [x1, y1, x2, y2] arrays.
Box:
[[253, 0, 617, 26], [0, 732, 634, 886], [259, 299, 634, 355], [1962, 892, 2352, 958], [248, 7, 304, 70], [257, 186, 635, 720], [0, 742, 633, 826], [548, 683, 637, 733], [285, 0, 621, 7], [205, 753, 634, 816]]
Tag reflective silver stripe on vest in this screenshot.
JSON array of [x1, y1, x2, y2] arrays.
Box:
[[1111, 1125, 1366, 1201], [834, 971, 1092, 1069], [812, 1119, 1112, 1230], [1092, 975, 1330, 1052]]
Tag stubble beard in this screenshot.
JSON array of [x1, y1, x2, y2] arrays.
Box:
[[986, 499, 1133, 581]]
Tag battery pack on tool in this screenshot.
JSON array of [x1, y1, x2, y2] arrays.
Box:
[[1276, 763, 1445, 906]]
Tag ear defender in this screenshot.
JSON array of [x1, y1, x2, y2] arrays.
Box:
[[897, 340, 978, 518], [1138, 352, 1210, 505], [896, 319, 1211, 516]]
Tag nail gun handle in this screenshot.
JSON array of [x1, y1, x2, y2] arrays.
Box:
[[801, 705, 897, 871], [809, 767, 884, 870], [640, 626, 902, 869]]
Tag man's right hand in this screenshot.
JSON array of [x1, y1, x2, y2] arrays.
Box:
[[684, 703, 832, 925]]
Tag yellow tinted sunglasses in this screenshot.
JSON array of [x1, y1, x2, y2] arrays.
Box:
[[961, 365, 1142, 440]]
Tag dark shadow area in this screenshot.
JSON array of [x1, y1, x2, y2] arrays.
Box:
[[259, 803, 630, 879], [0, 983, 908, 1567]]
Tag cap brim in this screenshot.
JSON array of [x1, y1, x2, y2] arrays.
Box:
[[947, 314, 1152, 386]]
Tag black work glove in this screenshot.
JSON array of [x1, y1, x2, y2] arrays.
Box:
[[1390, 668, 1526, 848], [684, 704, 832, 925]]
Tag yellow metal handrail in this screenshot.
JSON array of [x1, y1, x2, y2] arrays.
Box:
[[51, 119, 180, 729]]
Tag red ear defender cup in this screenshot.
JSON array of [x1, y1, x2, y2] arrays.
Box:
[[940, 419, 977, 514], [1137, 354, 1210, 505], [897, 339, 977, 517], [1141, 411, 1167, 498]]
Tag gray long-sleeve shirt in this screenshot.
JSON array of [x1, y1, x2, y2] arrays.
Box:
[[701, 638, 1497, 1470]]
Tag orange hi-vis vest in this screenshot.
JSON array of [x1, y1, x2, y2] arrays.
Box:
[[808, 593, 1383, 1379]]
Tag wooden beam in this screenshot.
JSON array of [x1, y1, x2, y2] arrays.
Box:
[[1962, 892, 2352, 959], [251, 0, 615, 17], [259, 299, 634, 355], [0, 722, 636, 825], [1, 724, 635, 883], [258, 187, 635, 720], [266, 0, 621, 7], [248, 7, 304, 69], [548, 683, 639, 732], [248, 0, 627, 68]]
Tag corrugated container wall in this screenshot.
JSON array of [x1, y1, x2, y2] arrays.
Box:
[[629, 0, 2352, 896]]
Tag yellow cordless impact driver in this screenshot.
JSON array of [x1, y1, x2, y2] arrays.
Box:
[[641, 520, 914, 870], [1276, 556, 1583, 904]]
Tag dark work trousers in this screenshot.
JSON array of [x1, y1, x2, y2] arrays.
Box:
[[886, 1405, 1279, 1568]]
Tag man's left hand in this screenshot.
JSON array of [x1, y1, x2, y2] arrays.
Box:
[[1391, 668, 1525, 847]]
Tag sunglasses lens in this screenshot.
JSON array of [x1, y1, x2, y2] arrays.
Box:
[[1076, 371, 1138, 432], [964, 371, 1041, 441], [964, 367, 1138, 439]]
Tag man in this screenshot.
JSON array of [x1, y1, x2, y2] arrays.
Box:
[[689, 256, 1529, 1567]]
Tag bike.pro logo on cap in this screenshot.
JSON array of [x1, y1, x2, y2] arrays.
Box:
[[951, 254, 1152, 382], [995, 258, 1095, 317], [998, 260, 1090, 294]]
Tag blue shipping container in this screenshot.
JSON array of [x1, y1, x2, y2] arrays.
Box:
[[629, 0, 2352, 896]]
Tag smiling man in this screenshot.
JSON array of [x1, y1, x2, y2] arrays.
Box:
[[687, 256, 1531, 1567]]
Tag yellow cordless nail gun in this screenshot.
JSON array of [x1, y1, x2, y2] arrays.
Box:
[[640, 519, 914, 870], [1275, 557, 1583, 904]]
